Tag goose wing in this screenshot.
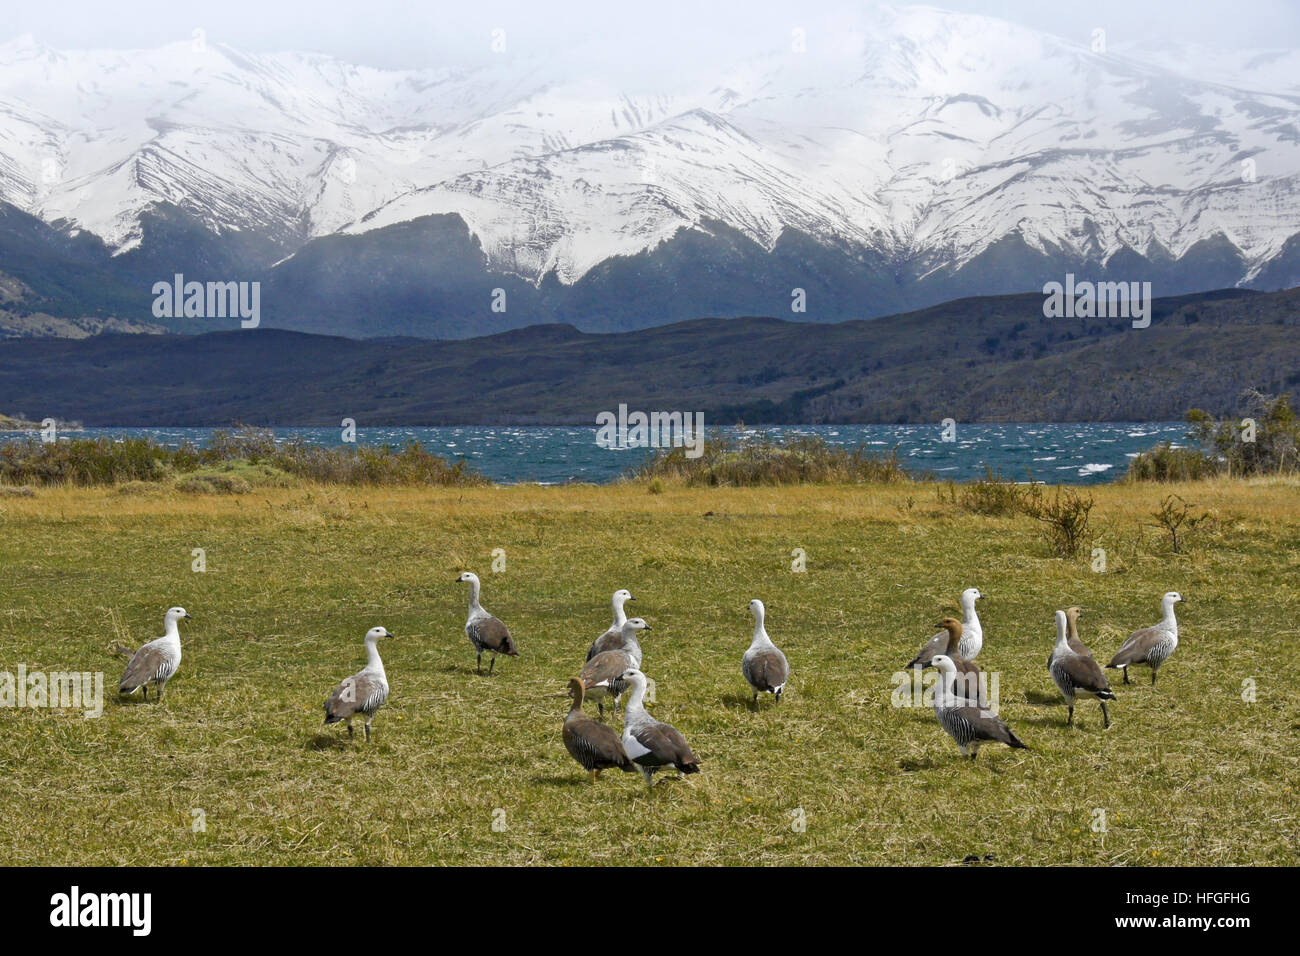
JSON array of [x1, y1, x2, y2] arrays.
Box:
[[629, 720, 700, 772], [324, 672, 387, 721], [743, 646, 789, 692], [119, 639, 170, 693], [1107, 625, 1165, 667], [586, 629, 622, 662], [469, 615, 517, 656], [579, 650, 632, 690], [1057, 651, 1114, 696], [947, 703, 1026, 748], [564, 714, 634, 771], [906, 631, 948, 668]]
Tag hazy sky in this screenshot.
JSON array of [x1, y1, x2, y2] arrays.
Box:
[[4, 0, 1297, 69]]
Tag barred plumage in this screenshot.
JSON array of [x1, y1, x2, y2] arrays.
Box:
[[458, 571, 518, 674], [930, 655, 1028, 759], [562, 678, 634, 781], [1107, 591, 1184, 686], [119, 607, 190, 701], [1048, 609, 1116, 727], [323, 626, 394, 742]]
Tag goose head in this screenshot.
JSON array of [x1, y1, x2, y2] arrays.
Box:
[[456, 571, 480, 586], [365, 626, 395, 641], [165, 606, 192, 625], [749, 598, 766, 619], [613, 588, 634, 605], [618, 667, 648, 690], [930, 654, 958, 676], [620, 617, 651, 637], [933, 616, 962, 638]]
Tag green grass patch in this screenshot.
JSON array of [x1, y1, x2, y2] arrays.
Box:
[[0, 480, 1296, 865]]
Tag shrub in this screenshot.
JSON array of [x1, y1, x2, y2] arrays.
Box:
[[1124, 442, 1221, 482], [948, 466, 1035, 516], [0, 431, 487, 488], [629, 431, 911, 486], [1187, 389, 1299, 477], [1024, 485, 1095, 558], [176, 474, 253, 495], [1128, 389, 1298, 481]]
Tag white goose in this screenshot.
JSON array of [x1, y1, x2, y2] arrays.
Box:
[[323, 626, 394, 741], [586, 588, 636, 661], [957, 587, 984, 660], [1048, 610, 1116, 728], [1107, 591, 1184, 686], [931, 655, 1028, 759], [119, 606, 191, 701], [580, 618, 650, 719], [457, 571, 518, 674], [619, 668, 701, 787], [742, 599, 789, 705]]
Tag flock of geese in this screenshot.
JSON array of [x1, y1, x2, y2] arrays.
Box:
[[116, 577, 1186, 782]]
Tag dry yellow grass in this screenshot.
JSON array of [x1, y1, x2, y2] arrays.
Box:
[[0, 479, 1297, 865]]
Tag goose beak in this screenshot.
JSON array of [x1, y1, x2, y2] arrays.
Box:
[[184, 613, 193, 620]]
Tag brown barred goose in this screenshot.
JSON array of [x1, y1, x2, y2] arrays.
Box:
[[742, 599, 789, 705], [619, 668, 701, 787], [323, 626, 394, 741], [905, 587, 982, 666], [928, 618, 986, 707], [457, 571, 518, 674], [119, 606, 191, 701], [562, 678, 634, 782], [1048, 609, 1116, 728]]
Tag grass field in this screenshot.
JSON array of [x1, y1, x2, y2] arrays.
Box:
[[1, 478, 1297, 866]]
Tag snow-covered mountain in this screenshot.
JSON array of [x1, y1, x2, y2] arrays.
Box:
[[1, 3, 1298, 337]]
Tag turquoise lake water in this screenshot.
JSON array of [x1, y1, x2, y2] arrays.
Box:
[[4, 422, 1192, 485]]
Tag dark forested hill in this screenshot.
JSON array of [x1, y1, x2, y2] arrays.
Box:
[[1, 287, 1297, 425]]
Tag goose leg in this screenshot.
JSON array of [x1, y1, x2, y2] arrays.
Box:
[[1151, 669, 1158, 687], [589, 770, 598, 783], [364, 720, 372, 742], [1067, 704, 1074, 726], [1100, 701, 1110, 728], [476, 651, 483, 674], [347, 722, 354, 738], [488, 655, 496, 675], [598, 699, 604, 720], [1122, 666, 1130, 684]]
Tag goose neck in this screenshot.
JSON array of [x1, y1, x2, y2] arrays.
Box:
[[364, 637, 384, 672]]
